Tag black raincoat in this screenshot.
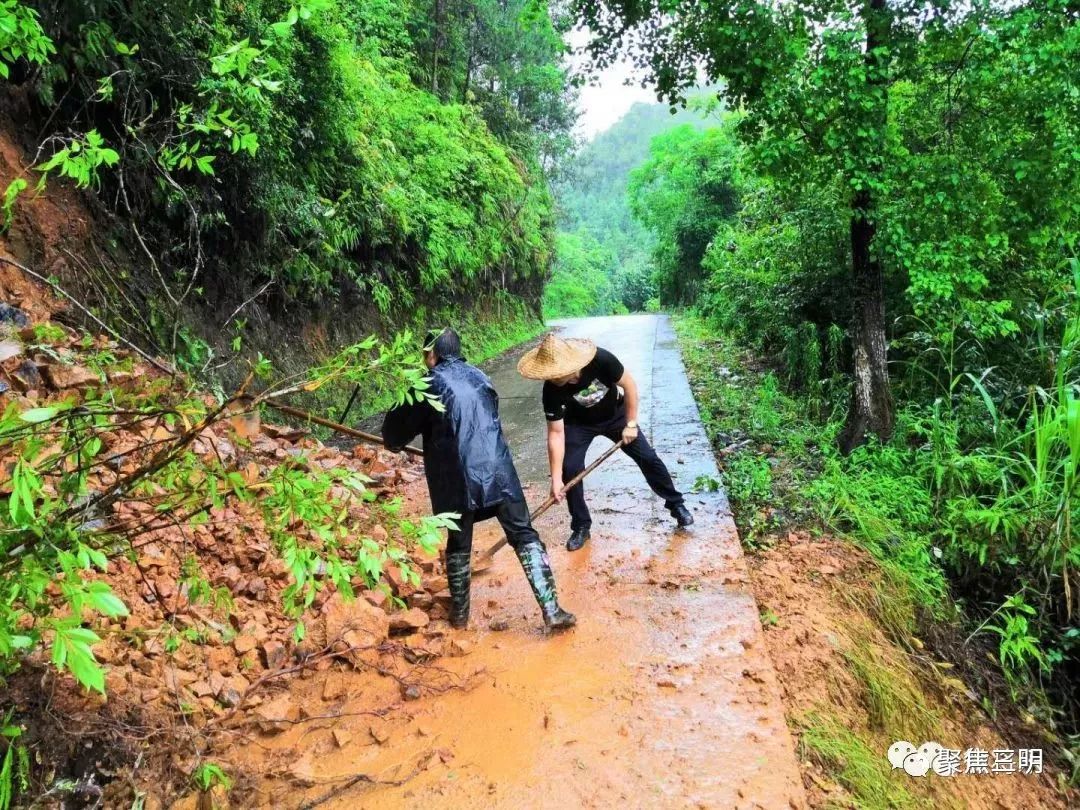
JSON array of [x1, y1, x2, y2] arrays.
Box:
[[381, 357, 524, 515]]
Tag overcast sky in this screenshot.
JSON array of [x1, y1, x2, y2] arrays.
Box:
[[566, 27, 659, 141]]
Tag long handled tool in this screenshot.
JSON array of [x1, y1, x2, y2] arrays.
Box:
[[265, 397, 626, 561], [264, 400, 424, 458], [479, 437, 627, 560], [338, 384, 362, 425]]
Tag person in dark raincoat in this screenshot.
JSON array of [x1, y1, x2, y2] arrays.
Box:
[[382, 328, 576, 632]]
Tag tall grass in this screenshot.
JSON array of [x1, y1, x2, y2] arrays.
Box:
[[800, 712, 927, 810], [677, 255, 1080, 746]]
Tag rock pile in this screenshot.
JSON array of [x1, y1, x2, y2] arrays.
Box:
[[0, 295, 462, 806]]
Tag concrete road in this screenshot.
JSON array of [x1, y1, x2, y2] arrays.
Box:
[[488, 313, 728, 501], [343, 313, 808, 809]]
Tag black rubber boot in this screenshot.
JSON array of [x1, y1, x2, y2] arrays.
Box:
[[515, 542, 577, 632], [566, 527, 590, 551], [670, 504, 694, 527], [445, 550, 472, 629]]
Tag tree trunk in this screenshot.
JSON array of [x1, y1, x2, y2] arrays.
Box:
[[461, 16, 476, 104], [838, 188, 894, 453], [431, 0, 442, 96], [838, 0, 895, 454]]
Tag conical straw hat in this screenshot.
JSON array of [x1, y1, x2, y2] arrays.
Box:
[[517, 333, 597, 380]]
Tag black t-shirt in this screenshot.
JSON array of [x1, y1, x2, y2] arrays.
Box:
[[542, 347, 625, 425]]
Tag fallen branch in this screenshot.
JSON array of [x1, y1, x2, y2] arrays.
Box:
[[264, 400, 423, 458], [222, 279, 274, 331], [295, 761, 425, 810], [0, 255, 176, 374]]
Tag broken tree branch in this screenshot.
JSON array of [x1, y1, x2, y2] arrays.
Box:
[[0, 254, 175, 374]]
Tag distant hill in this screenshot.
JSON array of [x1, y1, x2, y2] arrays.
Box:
[[547, 101, 714, 315]]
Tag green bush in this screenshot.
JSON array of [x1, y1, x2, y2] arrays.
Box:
[[543, 230, 618, 318], [5, 0, 569, 341]]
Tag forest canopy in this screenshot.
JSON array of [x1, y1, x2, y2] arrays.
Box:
[[543, 100, 712, 317], [1, 0, 577, 359], [568, 0, 1080, 742]]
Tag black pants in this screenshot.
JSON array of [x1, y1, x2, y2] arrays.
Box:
[[445, 498, 542, 555], [563, 411, 684, 531]]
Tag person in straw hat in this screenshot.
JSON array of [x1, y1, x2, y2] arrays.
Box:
[[383, 328, 576, 632], [517, 333, 693, 551]]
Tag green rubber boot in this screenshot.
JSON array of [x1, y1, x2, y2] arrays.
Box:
[[445, 550, 472, 629], [515, 541, 577, 632]]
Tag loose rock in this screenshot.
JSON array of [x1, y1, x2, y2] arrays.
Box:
[[262, 639, 287, 670], [389, 608, 430, 634], [39, 363, 100, 389], [320, 592, 390, 666], [253, 692, 298, 733]]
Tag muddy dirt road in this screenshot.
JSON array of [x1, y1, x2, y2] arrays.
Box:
[[258, 314, 806, 808]]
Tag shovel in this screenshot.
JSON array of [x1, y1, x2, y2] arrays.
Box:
[[477, 437, 627, 563]]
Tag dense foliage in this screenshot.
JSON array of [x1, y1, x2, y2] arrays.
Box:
[[628, 117, 740, 306], [542, 230, 621, 318], [575, 0, 1076, 450], [543, 101, 709, 316], [594, 0, 1080, 749], [1, 0, 576, 359]]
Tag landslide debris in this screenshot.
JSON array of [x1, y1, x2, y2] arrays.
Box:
[[0, 278, 460, 808]]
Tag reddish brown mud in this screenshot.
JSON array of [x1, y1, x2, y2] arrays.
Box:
[[238, 315, 807, 809]]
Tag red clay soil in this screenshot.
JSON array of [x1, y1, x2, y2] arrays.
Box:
[[747, 531, 1074, 809], [0, 268, 454, 807], [0, 127, 98, 283], [225, 493, 807, 810]]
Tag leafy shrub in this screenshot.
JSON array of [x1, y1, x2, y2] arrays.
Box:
[[0, 329, 450, 694], [5, 0, 567, 346]]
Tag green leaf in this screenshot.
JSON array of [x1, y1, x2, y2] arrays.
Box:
[[19, 407, 58, 423], [87, 583, 128, 617], [51, 624, 105, 693]]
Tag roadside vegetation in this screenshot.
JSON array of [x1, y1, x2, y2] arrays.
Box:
[[542, 101, 713, 318], [2, 0, 574, 378], [677, 313, 1077, 802], [578, 0, 1079, 782]]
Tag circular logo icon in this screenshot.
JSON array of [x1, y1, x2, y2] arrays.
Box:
[[903, 751, 932, 778], [887, 741, 916, 770]]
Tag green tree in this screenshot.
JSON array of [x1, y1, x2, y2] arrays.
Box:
[[409, 0, 577, 173], [543, 230, 618, 317], [573, 0, 988, 450], [555, 100, 710, 311], [628, 121, 741, 305], [3, 0, 570, 359]]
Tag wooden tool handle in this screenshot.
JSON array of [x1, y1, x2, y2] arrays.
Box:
[[481, 438, 627, 559], [264, 400, 425, 458]]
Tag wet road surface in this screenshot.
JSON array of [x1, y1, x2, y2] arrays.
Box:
[[300, 314, 807, 808]]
